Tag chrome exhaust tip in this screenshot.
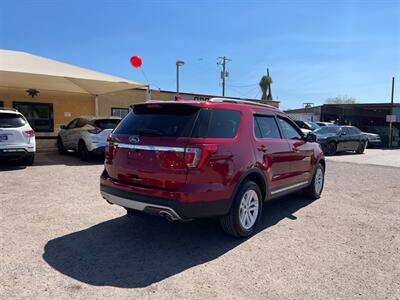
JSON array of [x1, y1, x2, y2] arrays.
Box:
[[159, 211, 177, 222]]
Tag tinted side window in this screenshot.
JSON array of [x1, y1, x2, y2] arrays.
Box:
[[342, 127, 351, 135], [67, 119, 78, 129], [207, 109, 241, 138], [254, 115, 281, 139], [349, 127, 360, 135], [278, 117, 302, 140], [75, 119, 87, 128], [192, 109, 241, 138]]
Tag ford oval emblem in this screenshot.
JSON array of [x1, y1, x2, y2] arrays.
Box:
[[129, 135, 140, 143]]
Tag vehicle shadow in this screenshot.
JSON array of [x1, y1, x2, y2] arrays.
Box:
[[34, 152, 104, 166], [43, 193, 315, 288], [0, 161, 27, 171]]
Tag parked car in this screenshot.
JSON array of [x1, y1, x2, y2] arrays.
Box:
[[314, 125, 368, 156], [294, 120, 320, 132], [100, 98, 325, 237], [0, 107, 35, 165], [362, 132, 382, 147], [315, 121, 336, 127], [57, 116, 121, 161]]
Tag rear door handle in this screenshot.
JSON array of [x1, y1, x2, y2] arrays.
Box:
[[257, 145, 268, 152]]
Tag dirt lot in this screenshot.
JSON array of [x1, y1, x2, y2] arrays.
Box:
[[1, 150, 399, 299]]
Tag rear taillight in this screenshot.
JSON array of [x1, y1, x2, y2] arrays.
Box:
[[184, 144, 217, 168], [88, 127, 103, 134], [23, 130, 35, 137]]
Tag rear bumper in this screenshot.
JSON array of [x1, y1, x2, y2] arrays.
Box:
[[0, 148, 33, 159], [90, 146, 105, 155], [100, 182, 231, 220], [367, 140, 381, 147]]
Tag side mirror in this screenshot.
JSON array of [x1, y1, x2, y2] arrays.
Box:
[[306, 132, 317, 142], [60, 125, 67, 130]]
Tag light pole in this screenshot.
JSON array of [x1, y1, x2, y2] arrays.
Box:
[[176, 60, 185, 96]]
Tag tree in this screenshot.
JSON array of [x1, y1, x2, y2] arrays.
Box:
[[325, 96, 357, 104], [259, 75, 273, 100]]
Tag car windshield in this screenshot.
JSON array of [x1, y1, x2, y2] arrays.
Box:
[[94, 119, 121, 129], [314, 126, 340, 134], [0, 113, 26, 128], [305, 121, 320, 130]]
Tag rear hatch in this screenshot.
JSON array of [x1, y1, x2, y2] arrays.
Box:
[[88, 118, 121, 141], [0, 112, 31, 146], [105, 103, 201, 190]]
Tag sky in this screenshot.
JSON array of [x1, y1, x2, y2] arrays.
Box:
[[0, 0, 399, 109]]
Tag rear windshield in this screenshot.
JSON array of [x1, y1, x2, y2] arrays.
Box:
[[93, 119, 120, 130], [113, 104, 241, 138], [315, 126, 340, 134], [0, 113, 26, 128]]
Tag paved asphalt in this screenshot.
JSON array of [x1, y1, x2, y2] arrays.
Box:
[[0, 150, 399, 299]]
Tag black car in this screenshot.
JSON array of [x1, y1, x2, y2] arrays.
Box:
[[314, 125, 368, 156], [362, 132, 382, 148]]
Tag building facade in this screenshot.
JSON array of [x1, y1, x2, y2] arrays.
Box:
[[285, 103, 400, 147]]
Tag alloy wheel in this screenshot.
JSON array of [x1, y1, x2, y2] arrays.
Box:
[[239, 190, 259, 230]]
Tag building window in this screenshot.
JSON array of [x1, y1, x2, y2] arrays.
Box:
[[111, 107, 129, 118], [13, 102, 54, 132]]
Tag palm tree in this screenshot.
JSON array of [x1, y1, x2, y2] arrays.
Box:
[[259, 68, 273, 100]]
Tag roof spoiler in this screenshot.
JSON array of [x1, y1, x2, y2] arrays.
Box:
[[0, 107, 19, 112]]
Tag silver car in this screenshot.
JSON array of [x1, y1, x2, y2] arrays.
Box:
[[57, 116, 121, 161], [0, 108, 36, 165]]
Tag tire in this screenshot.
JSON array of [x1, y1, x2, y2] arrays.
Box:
[[220, 181, 263, 238], [57, 136, 67, 154], [356, 140, 366, 154], [23, 153, 35, 166], [325, 142, 337, 156], [78, 140, 90, 161], [303, 163, 325, 199]]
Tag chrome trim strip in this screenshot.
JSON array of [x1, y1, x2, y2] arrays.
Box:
[[101, 191, 183, 221], [114, 143, 185, 152], [271, 181, 309, 195]]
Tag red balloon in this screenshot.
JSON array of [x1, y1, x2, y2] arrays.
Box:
[[130, 55, 142, 68]]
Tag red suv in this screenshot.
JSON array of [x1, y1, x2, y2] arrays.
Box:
[[100, 98, 325, 237]]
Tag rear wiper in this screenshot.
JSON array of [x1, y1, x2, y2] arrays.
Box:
[[136, 128, 163, 136]]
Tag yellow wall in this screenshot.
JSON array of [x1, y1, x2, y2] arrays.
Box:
[[0, 87, 95, 134], [98, 89, 147, 116]]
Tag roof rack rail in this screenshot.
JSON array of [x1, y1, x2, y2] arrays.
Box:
[[208, 97, 278, 110], [0, 107, 18, 112]]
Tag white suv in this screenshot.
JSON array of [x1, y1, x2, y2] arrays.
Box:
[[57, 116, 121, 161], [0, 108, 36, 165]]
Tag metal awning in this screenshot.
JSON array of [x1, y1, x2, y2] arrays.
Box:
[[0, 49, 145, 95]]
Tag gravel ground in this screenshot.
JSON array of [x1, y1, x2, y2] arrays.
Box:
[[326, 148, 400, 168], [0, 151, 399, 299]]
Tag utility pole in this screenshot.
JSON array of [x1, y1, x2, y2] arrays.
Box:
[[388, 77, 395, 148], [218, 56, 231, 96]]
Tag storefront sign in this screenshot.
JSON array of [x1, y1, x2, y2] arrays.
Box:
[[386, 114, 396, 122]]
